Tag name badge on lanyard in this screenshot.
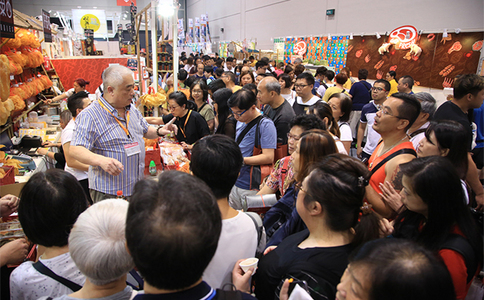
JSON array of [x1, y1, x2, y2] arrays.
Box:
[[124, 142, 141, 157]]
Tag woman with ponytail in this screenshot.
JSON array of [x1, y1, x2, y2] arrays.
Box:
[[307, 101, 348, 155]]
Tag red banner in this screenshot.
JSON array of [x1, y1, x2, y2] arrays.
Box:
[[117, 0, 136, 6]]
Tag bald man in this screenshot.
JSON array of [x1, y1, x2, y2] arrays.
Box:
[[257, 77, 295, 146]]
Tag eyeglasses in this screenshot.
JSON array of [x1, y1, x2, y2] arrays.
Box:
[[377, 105, 407, 120], [372, 87, 386, 92], [294, 84, 309, 89], [295, 182, 311, 197], [287, 133, 301, 141], [192, 90, 203, 94], [169, 105, 180, 111], [231, 108, 248, 117]]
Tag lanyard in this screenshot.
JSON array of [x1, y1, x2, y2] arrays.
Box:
[[179, 110, 192, 138], [99, 101, 131, 138]]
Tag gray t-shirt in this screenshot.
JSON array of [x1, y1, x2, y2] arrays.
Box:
[[39, 286, 135, 300]]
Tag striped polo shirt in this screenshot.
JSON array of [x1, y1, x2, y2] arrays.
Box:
[[72, 96, 149, 196]]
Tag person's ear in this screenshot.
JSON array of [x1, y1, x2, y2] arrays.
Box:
[[106, 86, 113, 94], [397, 119, 409, 131], [440, 148, 450, 157], [308, 200, 322, 216]]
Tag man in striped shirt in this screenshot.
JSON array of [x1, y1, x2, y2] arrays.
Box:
[[70, 65, 176, 202]]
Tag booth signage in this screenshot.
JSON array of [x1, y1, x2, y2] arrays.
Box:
[[42, 10, 52, 42], [0, 0, 14, 38], [388, 25, 418, 50]]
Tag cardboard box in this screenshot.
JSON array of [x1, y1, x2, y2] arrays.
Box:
[[0, 182, 26, 197]]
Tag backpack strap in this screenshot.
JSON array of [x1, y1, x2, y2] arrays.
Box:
[[409, 128, 427, 138], [245, 211, 263, 249], [369, 148, 417, 176], [197, 102, 207, 113], [253, 115, 266, 150], [236, 115, 262, 145], [441, 234, 477, 283], [33, 261, 82, 292], [215, 289, 244, 300]]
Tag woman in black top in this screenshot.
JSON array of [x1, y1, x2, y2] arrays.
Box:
[[162, 92, 210, 149], [212, 88, 236, 139], [255, 154, 380, 300]]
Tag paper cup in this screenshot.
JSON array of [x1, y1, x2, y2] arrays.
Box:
[[239, 257, 259, 274]]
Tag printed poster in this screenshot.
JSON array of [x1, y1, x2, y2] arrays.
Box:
[[194, 17, 200, 44], [187, 18, 193, 44]]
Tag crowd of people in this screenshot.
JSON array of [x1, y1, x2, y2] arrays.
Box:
[[1, 52, 483, 300]]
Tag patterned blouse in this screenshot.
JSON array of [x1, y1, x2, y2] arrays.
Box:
[[265, 156, 294, 196]]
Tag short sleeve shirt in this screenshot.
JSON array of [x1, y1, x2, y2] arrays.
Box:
[[263, 100, 295, 145], [235, 117, 277, 190], [434, 101, 473, 151], [72, 97, 150, 196], [360, 101, 381, 156]]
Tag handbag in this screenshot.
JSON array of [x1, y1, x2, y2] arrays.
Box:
[[274, 143, 288, 163]]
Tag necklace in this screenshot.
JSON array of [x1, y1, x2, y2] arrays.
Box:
[[369, 135, 408, 168]]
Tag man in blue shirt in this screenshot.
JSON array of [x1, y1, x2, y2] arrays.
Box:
[[349, 69, 372, 137], [228, 89, 277, 210], [71, 65, 176, 202]]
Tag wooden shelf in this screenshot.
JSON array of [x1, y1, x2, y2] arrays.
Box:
[[158, 70, 173, 73], [158, 40, 173, 44]]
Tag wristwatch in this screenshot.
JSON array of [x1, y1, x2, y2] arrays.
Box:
[[156, 125, 165, 137]]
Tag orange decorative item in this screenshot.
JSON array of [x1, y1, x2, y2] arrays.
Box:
[[374, 60, 384, 70], [0, 55, 10, 102], [448, 41, 462, 54], [439, 64, 455, 77], [472, 40, 483, 51]]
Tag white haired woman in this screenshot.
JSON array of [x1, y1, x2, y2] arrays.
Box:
[[39, 199, 137, 300]]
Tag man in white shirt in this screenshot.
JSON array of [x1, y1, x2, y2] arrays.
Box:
[[191, 135, 260, 288], [224, 57, 236, 73], [292, 72, 321, 115], [408, 92, 436, 149], [65, 91, 92, 204]]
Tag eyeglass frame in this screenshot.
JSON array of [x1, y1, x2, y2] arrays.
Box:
[[376, 104, 408, 120], [294, 84, 309, 89], [230, 108, 248, 117], [371, 87, 386, 92], [287, 132, 301, 141], [295, 182, 311, 197]]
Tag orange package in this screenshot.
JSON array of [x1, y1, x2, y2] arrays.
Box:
[[0, 55, 10, 102]]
